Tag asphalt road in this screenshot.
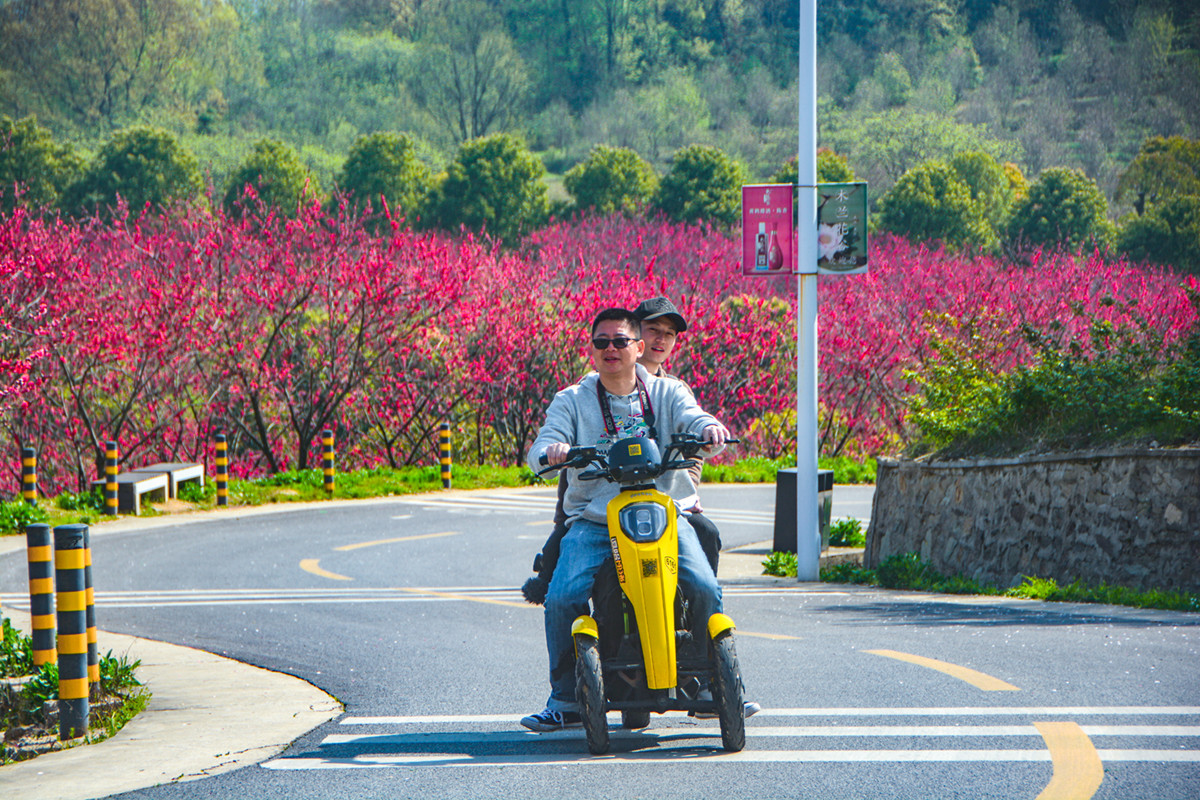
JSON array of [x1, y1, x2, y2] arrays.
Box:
[[1, 484, 1197, 800]]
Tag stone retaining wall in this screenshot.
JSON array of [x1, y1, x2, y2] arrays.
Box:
[[865, 448, 1200, 593]]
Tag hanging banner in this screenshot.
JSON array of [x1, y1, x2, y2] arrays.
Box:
[[816, 182, 869, 275], [741, 184, 795, 276]]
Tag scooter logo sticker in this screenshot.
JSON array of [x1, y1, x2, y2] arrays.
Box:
[[628, 443, 642, 456], [610, 538, 625, 583], [664, 555, 677, 575], [641, 559, 658, 578]]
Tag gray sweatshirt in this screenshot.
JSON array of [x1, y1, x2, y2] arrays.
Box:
[[527, 363, 723, 525]]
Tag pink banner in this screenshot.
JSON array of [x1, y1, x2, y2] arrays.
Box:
[[742, 185, 794, 276]]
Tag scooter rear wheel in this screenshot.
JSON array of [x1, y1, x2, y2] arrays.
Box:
[[574, 635, 610, 754], [711, 632, 746, 752]]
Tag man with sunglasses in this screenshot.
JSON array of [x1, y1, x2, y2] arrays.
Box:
[[521, 307, 729, 732]]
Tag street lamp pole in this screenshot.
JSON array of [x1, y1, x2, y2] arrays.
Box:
[[796, 0, 820, 582]]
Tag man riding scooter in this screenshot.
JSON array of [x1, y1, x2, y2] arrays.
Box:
[[521, 307, 729, 732], [522, 297, 722, 604]]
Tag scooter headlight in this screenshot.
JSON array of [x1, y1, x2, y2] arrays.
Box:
[[619, 503, 669, 543]]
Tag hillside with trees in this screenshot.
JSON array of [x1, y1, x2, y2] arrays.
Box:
[[1, 0, 1198, 269]]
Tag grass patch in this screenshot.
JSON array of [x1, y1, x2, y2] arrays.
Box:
[[702, 455, 876, 484], [780, 551, 1200, 612]]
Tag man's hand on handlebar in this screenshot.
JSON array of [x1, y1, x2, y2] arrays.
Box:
[[702, 422, 731, 448], [544, 442, 571, 466]]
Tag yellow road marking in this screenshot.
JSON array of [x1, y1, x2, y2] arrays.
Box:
[[866, 649, 1020, 691], [394, 587, 530, 610], [334, 531, 460, 551], [1034, 721, 1104, 800], [738, 631, 802, 641], [300, 559, 352, 582]]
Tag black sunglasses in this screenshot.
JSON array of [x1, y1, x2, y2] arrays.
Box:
[[591, 336, 640, 350]]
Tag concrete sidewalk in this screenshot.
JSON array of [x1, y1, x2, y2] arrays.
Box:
[[0, 606, 341, 800]]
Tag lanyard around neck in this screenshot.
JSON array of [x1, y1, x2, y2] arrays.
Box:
[[597, 376, 657, 440]]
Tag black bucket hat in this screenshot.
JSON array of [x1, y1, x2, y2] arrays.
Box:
[[634, 297, 687, 333]]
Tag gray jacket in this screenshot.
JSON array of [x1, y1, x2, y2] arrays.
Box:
[[527, 364, 723, 525]]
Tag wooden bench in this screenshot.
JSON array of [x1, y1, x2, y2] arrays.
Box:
[[126, 462, 205, 498], [91, 472, 169, 515]]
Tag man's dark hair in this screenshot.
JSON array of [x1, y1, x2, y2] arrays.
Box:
[[591, 307, 641, 336]]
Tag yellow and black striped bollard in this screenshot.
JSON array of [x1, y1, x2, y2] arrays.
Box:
[[322, 429, 335, 494], [215, 433, 228, 507], [84, 526, 99, 694], [54, 523, 89, 739], [439, 422, 452, 489], [22, 447, 37, 506], [25, 523, 56, 667], [103, 441, 119, 516]]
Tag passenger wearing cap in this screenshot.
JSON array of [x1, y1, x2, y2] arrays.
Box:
[[632, 297, 723, 572]]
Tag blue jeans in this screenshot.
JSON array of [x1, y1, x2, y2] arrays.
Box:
[[543, 516, 723, 713]]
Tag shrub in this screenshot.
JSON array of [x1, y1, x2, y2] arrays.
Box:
[[653, 144, 746, 227], [0, 500, 49, 535], [223, 138, 317, 218], [428, 133, 549, 243], [876, 160, 993, 250], [1007, 167, 1115, 254], [563, 145, 657, 215], [62, 126, 201, 218], [0, 115, 82, 214], [828, 518, 865, 547], [1118, 195, 1200, 274], [335, 132, 431, 221], [1, 617, 34, 677]]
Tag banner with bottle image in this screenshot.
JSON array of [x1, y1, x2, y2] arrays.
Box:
[[741, 184, 794, 276]]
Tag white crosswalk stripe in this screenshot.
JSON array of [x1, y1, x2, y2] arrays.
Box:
[[261, 708, 1200, 770]]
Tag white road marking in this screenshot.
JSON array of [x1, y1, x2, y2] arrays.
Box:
[[260, 708, 1200, 770]]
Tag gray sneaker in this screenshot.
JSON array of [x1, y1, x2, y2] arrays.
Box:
[[520, 708, 582, 732]]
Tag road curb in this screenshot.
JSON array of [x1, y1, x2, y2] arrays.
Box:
[[0, 608, 342, 799]]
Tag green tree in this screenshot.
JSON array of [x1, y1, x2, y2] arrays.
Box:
[[428, 133, 549, 243], [0, 0, 225, 131], [1117, 196, 1200, 275], [1006, 167, 1114, 253], [1115, 136, 1200, 216], [876, 160, 993, 250], [224, 139, 317, 218], [411, 2, 529, 143], [563, 145, 657, 215], [769, 149, 856, 185], [0, 115, 83, 214], [949, 150, 1015, 234], [653, 144, 746, 227], [336, 132, 431, 219], [62, 126, 201, 218]]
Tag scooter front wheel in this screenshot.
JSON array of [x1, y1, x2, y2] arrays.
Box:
[[574, 635, 610, 755], [711, 632, 746, 752]]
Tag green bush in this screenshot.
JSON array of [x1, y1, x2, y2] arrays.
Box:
[[563, 145, 657, 215], [0, 114, 82, 214], [1117, 195, 1200, 274], [876, 551, 938, 589], [428, 133, 549, 243], [0, 501, 49, 535], [223, 138, 317, 218], [1006, 166, 1115, 254], [62, 126, 202, 218], [653, 144, 746, 227], [1, 617, 34, 677], [876, 160, 994, 250], [828, 518, 865, 547], [335, 132, 431, 220]]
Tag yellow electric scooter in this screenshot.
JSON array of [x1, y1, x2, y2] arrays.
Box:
[[538, 433, 746, 755]]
